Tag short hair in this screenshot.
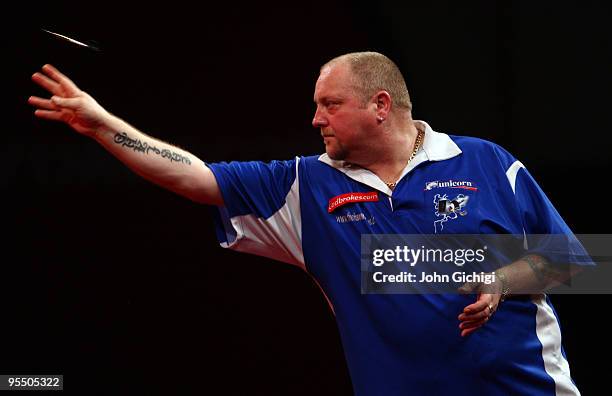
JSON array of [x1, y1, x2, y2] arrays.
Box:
[[322, 51, 412, 112]]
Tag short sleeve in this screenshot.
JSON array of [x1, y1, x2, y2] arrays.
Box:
[[205, 158, 305, 269], [508, 161, 593, 266]]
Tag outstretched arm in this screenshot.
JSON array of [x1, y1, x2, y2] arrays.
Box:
[[28, 64, 223, 206]]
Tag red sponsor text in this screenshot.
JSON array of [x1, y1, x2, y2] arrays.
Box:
[[328, 192, 379, 213]]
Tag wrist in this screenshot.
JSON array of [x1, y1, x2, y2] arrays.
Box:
[[91, 112, 121, 141], [494, 269, 510, 302]]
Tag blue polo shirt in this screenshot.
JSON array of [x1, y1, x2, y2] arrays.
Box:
[[207, 120, 581, 396]]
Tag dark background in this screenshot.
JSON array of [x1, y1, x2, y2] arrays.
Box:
[[3, 1, 611, 394]]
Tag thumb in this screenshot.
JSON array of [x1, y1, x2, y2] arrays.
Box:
[[51, 96, 82, 109]]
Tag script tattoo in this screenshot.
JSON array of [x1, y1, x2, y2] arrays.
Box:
[[113, 132, 192, 165]]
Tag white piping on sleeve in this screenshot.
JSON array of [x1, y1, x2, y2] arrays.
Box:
[[220, 158, 305, 270]]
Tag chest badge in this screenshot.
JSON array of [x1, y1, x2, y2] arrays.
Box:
[[433, 193, 470, 233]]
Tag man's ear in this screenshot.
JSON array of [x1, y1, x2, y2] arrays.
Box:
[[373, 90, 392, 122]]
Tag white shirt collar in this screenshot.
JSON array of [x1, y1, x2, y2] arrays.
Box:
[[317, 120, 462, 196], [416, 120, 462, 161]]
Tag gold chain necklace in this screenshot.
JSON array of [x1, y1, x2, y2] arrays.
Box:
[[384, 129, 424, 190]]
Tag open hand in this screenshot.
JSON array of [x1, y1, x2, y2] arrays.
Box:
[[29, 64, 110, 137]]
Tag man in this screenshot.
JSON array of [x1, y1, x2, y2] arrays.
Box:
[[29, 52, 583, 395]]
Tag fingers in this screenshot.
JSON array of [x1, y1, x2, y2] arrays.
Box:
[[29, 95, 80, 122], [461, 317, 488, 328], [461, 325, 484, 337], [29, 95, 65, 121], [458, 307, 490, 322], [462, 294, 496, 315], [30, 65, 86, 116], [458, 293, 500, 337], [31, 64, 80, 97], [460, 319, 488, 337], [28, 96, 58, 111], [41, 64, 80, 95], [50, 96, 82, 109], [458, 304, 490, 337], [459, 313, 490, 337], [31, 72, 62, 96], [33, 109, 68, 122]]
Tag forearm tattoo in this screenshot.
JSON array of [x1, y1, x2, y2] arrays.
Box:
[[113, 132, 192, 165]]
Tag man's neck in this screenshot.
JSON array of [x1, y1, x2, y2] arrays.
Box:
[[358, 121, 421, 185]]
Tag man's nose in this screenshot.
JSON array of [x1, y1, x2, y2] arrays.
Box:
[[312, 107, 328, 128]]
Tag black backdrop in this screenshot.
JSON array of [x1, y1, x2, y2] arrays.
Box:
[[4, 1, 611, 394]]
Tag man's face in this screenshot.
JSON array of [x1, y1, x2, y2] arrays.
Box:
[[312, 62, 374, 161]]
